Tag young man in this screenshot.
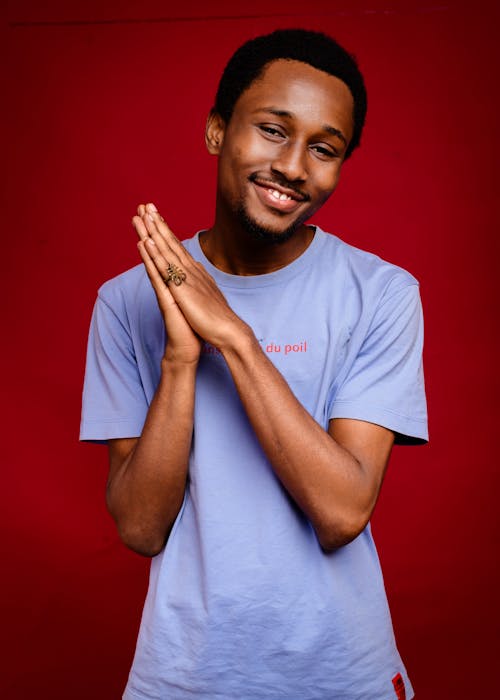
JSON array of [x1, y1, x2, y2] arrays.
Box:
[[81, 29, 427, 700]]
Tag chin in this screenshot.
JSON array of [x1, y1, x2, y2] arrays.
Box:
[[236, 205, 303, 245]]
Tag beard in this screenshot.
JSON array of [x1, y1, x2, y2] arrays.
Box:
[[235, 203, 304, 245]]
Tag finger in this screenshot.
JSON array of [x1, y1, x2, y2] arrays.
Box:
[[142, 203, 170, 240], [141, 212, 188, 270], [143, 237, 182, 288], [132, 214, 150, 242], [144, 237, 193, 301], [145, 202, 164, 222], [144, 203, 187, 259], [141, 208, 161, 239], [144, 223, 199, 285], [137, 240, 176, 307], [137, 204, 146, 217]]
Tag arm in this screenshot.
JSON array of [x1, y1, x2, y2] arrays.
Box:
[[105, 206, 201, 557], [222, 333, 394, 550], [106, 358, 197, 557], [140, 204, 394, 551]]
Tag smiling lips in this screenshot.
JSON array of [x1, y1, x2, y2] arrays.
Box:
[[251, 177, 308, 214]]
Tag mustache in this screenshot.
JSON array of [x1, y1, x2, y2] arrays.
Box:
[[249, 173, 310, 202]]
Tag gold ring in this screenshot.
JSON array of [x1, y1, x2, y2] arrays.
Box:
[[164, 263, 186, 286]]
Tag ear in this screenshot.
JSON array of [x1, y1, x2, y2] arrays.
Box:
[[205, 110, 226, 155]]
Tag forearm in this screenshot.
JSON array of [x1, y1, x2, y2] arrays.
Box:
[[221, 329, 382, 550], [107, 358, 197, 556], [128, 204, 391, 550]]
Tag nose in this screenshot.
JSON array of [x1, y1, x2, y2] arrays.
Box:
[[271, 141, 307, 183]]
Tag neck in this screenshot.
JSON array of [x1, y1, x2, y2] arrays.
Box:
[[199, 214, 315, 276]]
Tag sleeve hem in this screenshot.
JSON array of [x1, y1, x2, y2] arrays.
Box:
[[329, 401, 428, 445], [79, 419, 143, 443]]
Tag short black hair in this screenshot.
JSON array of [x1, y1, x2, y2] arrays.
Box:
[[213, 29, 367, 159]]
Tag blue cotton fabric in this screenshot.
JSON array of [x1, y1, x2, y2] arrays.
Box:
[[81, 228, 427, 699]]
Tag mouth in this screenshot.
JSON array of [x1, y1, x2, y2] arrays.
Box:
[[250, 176, 309, 214]]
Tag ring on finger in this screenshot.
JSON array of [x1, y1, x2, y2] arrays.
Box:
[[163, 262, 186, 286]]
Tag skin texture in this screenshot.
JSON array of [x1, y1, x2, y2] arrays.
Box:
[[106, 60, 395, 556]]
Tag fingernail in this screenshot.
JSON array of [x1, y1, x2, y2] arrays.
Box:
[[149, 203, 158, 212], [148, 214, 154, 222]]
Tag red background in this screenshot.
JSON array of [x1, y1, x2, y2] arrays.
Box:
[[3, 1, 499, 697]]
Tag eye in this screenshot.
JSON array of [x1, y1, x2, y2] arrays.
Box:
[[310, 143, 338, 160], [258, 124, 286, 140]]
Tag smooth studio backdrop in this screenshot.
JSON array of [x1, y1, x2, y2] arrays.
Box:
[[3, 1, 499, 697]]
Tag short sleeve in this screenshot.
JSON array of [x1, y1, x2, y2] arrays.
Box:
[[329, 283, 428, 444], [79, 292, 149, 443]]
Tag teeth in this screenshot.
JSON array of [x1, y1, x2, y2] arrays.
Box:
[[269, 189, 292, 201]]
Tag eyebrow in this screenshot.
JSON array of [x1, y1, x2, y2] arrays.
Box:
[[256, 108, 348, 146]]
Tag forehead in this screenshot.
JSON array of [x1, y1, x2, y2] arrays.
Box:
[[232, 59, 354, 137]]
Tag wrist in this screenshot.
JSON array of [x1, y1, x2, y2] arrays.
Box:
[[218, 321, 259, 360], [161, 353, 200, 374]]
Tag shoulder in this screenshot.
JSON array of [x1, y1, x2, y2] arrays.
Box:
[[97, 264, 146, 305], [316, 227, 419, 302], [84, 265, 150, 343]]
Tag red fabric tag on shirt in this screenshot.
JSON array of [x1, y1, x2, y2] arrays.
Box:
[[392, 672, 406, 700]]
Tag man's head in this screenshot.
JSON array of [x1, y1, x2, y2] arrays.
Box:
[[205, 30, 366, 246], [213, 29, 367, 160]]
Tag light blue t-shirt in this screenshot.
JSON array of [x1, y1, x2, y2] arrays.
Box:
[[81, 227, 427, 700]]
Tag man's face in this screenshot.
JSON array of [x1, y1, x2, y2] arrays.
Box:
[[210, 59, 355, 244]]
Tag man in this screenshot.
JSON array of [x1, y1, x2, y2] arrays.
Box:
[[81, 29, 427, 700]]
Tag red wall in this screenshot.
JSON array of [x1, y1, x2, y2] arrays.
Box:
[[3, 1, 499, 697]]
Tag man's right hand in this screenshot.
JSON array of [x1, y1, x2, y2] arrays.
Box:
[[105, 205, 200, 557], [132, 204, 202, 366]]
